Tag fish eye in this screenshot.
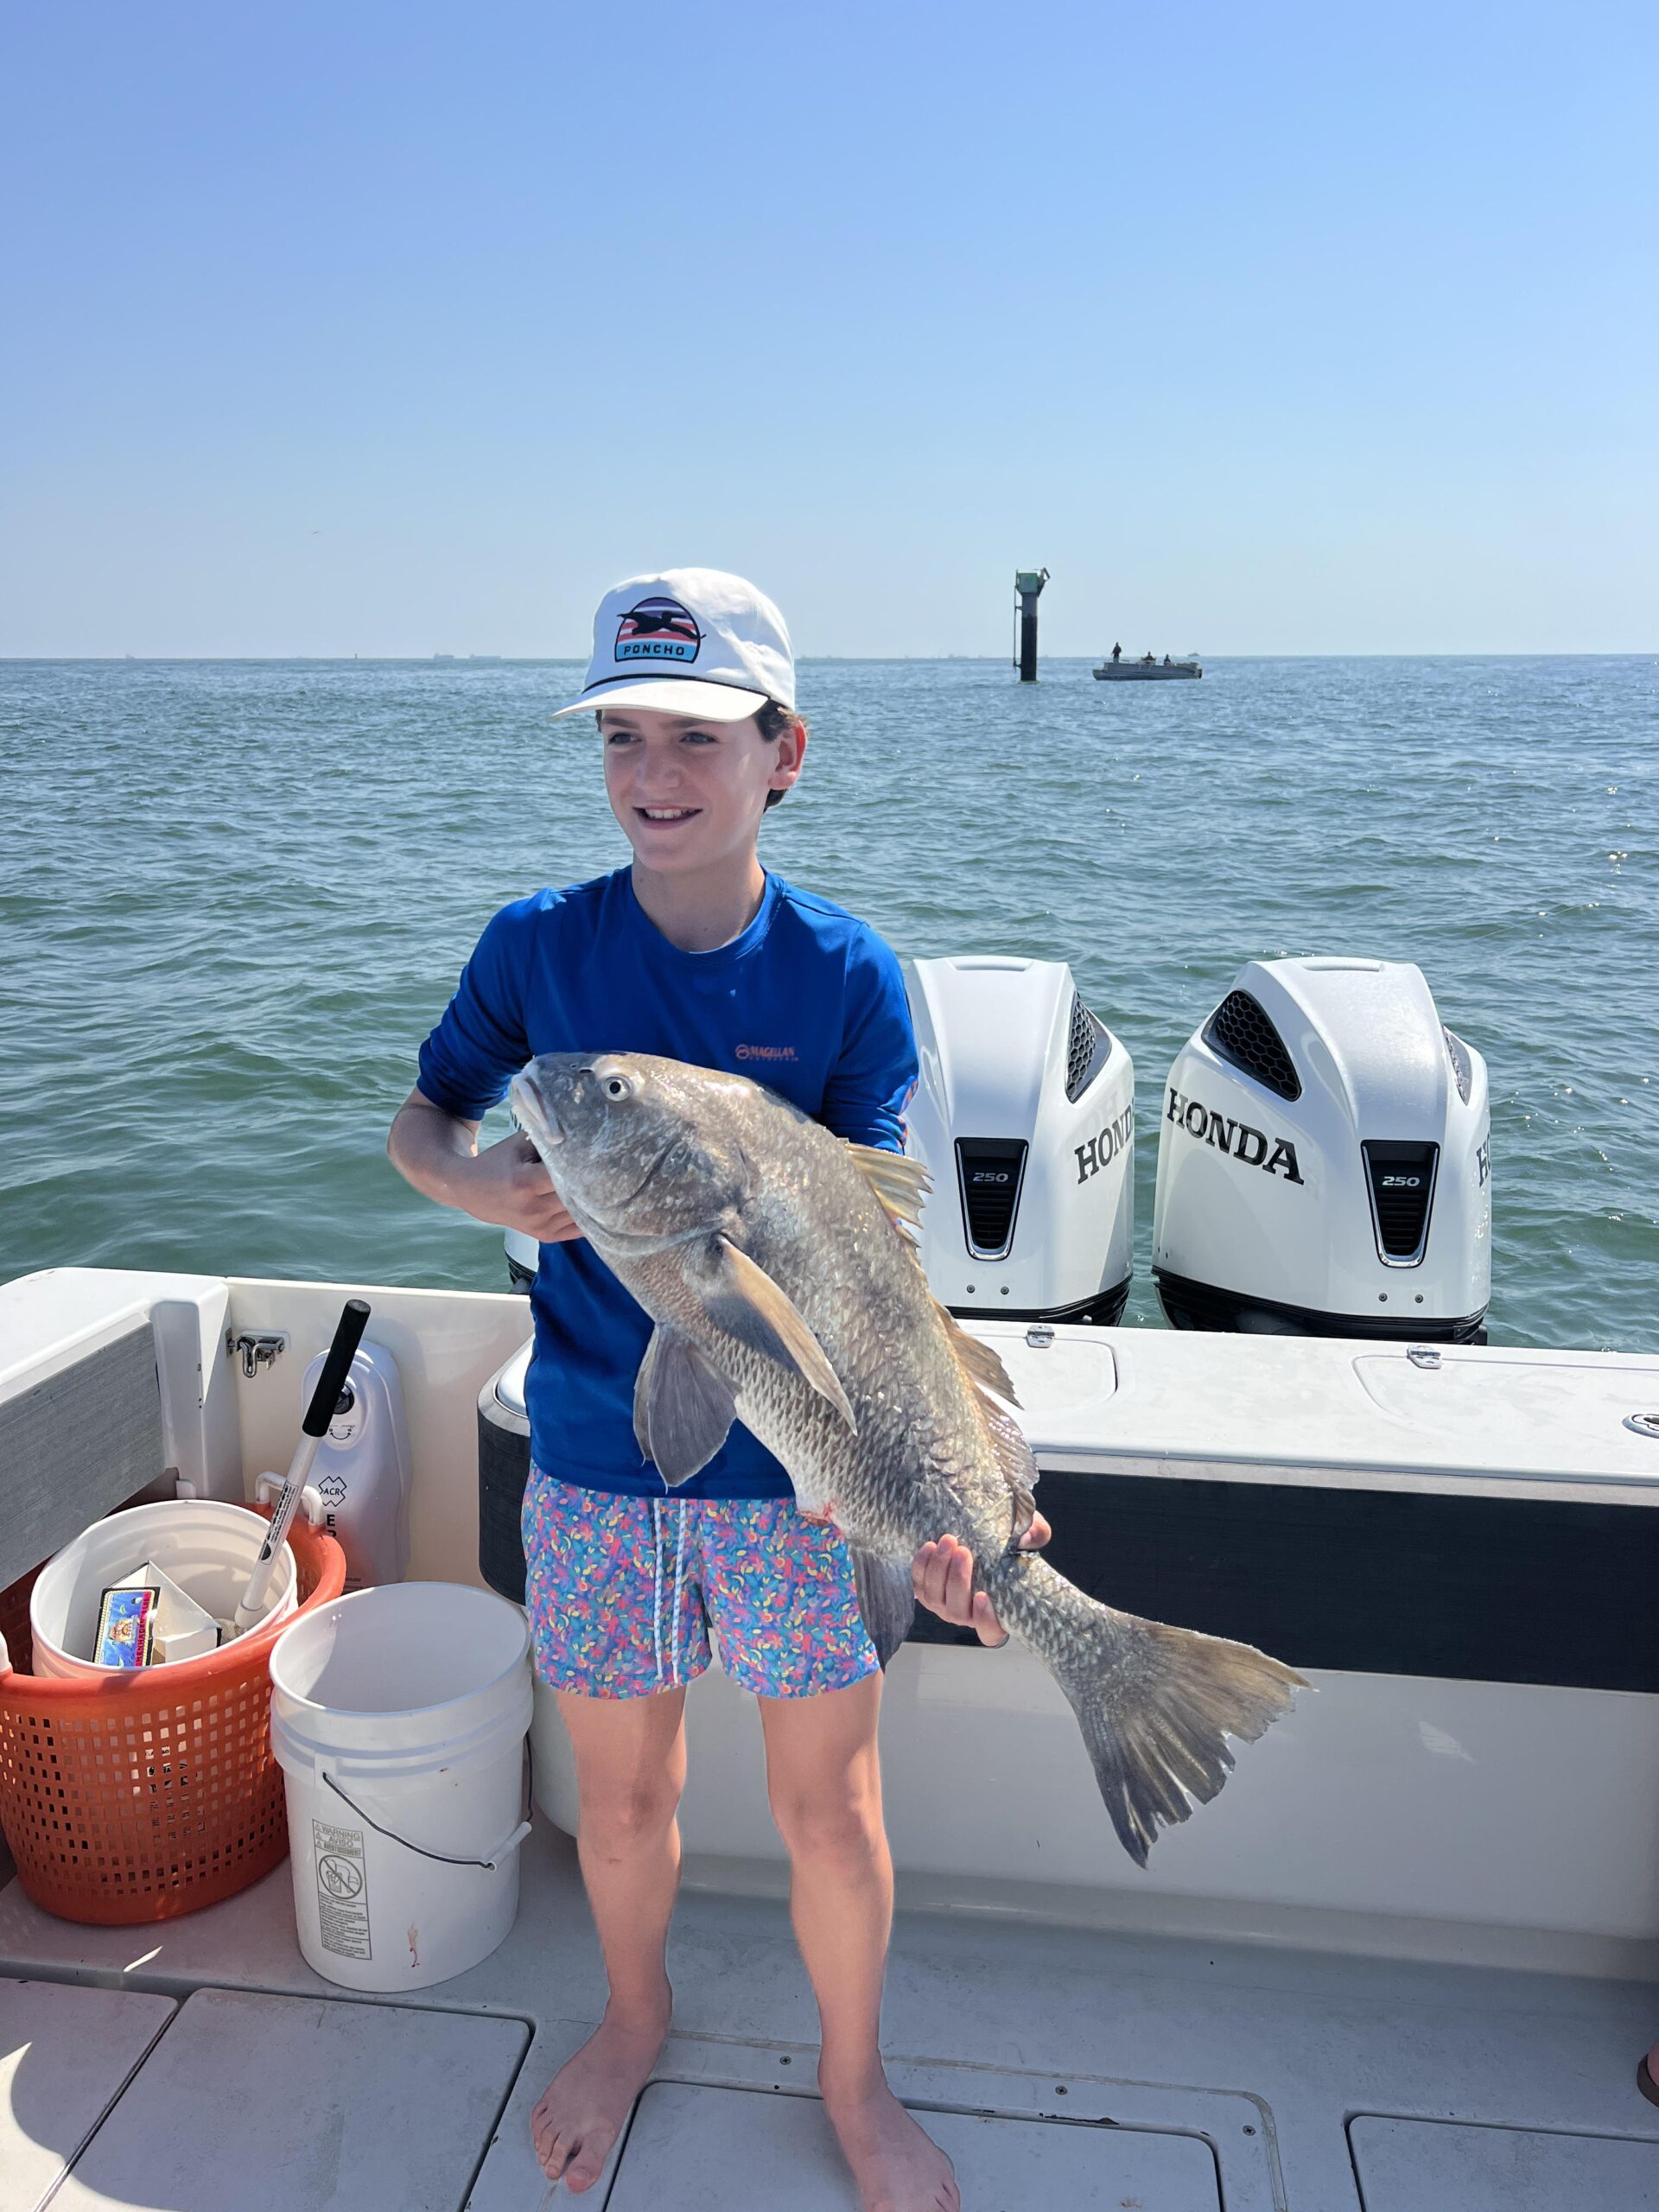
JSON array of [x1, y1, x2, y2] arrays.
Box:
[[603, 1074, 632, 1101]]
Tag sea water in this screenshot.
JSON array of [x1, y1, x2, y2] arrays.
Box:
[[1, 655, 1652, 1351]]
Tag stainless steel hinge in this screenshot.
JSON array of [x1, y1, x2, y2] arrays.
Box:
[[227, 1329, 288, 1380]]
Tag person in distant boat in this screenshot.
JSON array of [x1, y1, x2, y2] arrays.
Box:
[[1163, 654, 1171, 666], [391, 567, 1049, 2212], [1141, 652, 1155, 664], [1111, 642, 1122, 662]]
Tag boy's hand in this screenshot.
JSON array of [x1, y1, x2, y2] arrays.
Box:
[[450, 1133, 585, 1243], [911, 1513, 1052, 1648]]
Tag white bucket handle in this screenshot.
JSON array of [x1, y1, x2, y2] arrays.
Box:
[[319, 1768, 533, 1872]]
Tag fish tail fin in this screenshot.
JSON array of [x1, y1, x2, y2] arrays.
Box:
[[1023, 1562, 1306, 1867]]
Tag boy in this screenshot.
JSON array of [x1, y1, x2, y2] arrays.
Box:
[[388, 569, 1045, 2212]]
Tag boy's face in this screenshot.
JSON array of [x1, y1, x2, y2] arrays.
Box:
[[600, 707, 804, 875]]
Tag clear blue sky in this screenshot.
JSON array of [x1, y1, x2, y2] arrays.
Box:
[[2, 2, 1653, 656]]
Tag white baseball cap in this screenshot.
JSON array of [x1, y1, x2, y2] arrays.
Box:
[[550, 567, 795, 724]]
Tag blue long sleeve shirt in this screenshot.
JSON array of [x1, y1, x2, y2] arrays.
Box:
[[417, 867, 918, 1497]]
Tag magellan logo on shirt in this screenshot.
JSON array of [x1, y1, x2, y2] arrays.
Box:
[[735, 1043, 798, 1063], [614, 595, 702, 664]]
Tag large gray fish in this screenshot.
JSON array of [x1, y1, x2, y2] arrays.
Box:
[[510, 1050, 1305, 1865]]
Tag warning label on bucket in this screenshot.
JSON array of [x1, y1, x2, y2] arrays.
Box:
[[313, 1820, 372, 1959]]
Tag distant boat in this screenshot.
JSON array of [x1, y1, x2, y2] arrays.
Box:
[[1095, 654, 1202, 681]]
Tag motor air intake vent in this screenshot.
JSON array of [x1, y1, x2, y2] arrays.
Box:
[[1444, 1026, 1474, 1104], [1363, 1141, 1440, 1262], [1065, 995, 1110, 1102], [955, 1139, 1028, 1259], [1204, 991, 1301, 1102]]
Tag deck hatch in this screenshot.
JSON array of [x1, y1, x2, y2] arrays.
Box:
[[45, 1986, 529, 2212], [607, 2080, 1224, 2210], [1350, 2113, 1659, 2211], [0, 1980, 175, 2212]]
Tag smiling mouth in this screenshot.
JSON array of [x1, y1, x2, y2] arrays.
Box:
[[636, 806, 700, 823]]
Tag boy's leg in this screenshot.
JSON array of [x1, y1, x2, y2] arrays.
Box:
[[531, 1683, 687, 2193], [759, 1679, 959, 2212]]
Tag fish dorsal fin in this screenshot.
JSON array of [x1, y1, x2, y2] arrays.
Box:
[[931, 1299, 1020, 1408], [981, 1394, 1039, 1548], [845, 1141, 1035, 1541], [846, 1144, 931, 1243], [930, 1302, 1035, 1546]]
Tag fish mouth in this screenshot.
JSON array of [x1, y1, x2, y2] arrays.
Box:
[[509, 1070, 563, 1150]]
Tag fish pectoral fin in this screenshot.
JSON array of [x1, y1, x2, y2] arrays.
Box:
[[850, 1547, 916, 1670], [633, 1325, 738, 1488], [692, 1237, 858, 1434]]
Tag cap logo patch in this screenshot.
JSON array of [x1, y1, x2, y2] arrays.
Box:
[[615, 596, 702, 664]]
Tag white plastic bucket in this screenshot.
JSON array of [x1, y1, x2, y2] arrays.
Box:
[[29, 1500, 299, 1680], [268, 1582, 533, 1993]]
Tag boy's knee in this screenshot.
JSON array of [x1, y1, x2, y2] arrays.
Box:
[[769, 1781, 883, 1866], [581, 1777, 681, 1857]]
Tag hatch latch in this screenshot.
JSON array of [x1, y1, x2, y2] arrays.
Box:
[[227, 1329, 288, 1380]]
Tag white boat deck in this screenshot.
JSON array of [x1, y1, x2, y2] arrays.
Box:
[[4, 1818, 1657, 2211], [5, 1269, 1659, 2208]]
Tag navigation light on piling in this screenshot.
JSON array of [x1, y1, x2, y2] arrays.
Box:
[[1014, 568, 1049, 683]]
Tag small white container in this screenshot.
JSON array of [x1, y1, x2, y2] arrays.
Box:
[[269, 1582, 533, 1992], [102, 1560, 223, 1663], [30, 1501, 298, 1680]]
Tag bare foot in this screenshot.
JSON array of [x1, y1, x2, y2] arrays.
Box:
[[820, 2070, 959, 2212], [531, 2003, 669, 2194]]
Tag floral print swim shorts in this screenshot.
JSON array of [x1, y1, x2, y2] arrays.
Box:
[[522, 1465, 880, 1701]]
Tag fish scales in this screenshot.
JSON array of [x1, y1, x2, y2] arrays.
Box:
[[511, 1048, 1305, 1866], [620, 1132, 1007, 1559]]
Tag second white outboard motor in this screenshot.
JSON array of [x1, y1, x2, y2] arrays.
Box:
[[904, 957, 1135, 1325], [1153, 957, 1491, 1339]]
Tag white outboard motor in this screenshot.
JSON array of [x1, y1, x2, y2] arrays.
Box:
[[904, 957, 1135, 1325], [505, 1221, 537, 1289], [1153, 957, 1491, 1339]]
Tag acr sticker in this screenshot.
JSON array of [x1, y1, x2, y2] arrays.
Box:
[[614, 595, 702, 664], [1165, 1085, 1304, 1184], [314, 1818, 372, 1959]]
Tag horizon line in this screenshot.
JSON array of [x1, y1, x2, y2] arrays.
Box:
[[3, 650, 1656, 664]]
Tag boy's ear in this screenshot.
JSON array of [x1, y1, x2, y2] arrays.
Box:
[[768, 714, 807, 791]]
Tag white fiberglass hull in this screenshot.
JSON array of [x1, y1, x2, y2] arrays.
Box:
[[6, 1269, 1658, 1975]]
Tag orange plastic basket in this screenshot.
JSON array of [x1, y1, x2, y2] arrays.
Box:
[[0, 1509, 346, 1925]]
